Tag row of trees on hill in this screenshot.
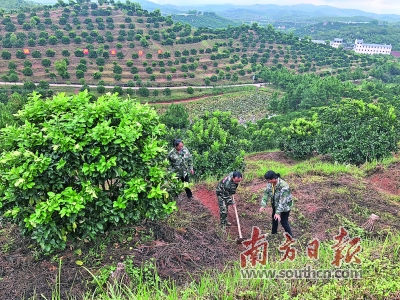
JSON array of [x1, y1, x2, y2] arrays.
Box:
[[295, 21, 400, 51], [0, 1, 388, 86], [258, 63, 400, 112]]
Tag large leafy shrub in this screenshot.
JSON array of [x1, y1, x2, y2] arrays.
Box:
[[280, 115, 320, 159], [316, 99, 398, 165], [160, 103, 189, 129], [186, 111, 247, 178], [0, 91, 182, 253]]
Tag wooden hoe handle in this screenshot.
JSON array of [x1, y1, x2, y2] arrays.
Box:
[[233, 196, 243, 239]]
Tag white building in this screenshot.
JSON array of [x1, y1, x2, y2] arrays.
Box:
[[311, 39, 326, 45], [330, 38, 344, 48], [353, 39, 392, 55]]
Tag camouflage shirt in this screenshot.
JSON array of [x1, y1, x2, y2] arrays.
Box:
[[167, 146, 193, 178], [216, 172, 239, 202], [260, 178, 293, 214]]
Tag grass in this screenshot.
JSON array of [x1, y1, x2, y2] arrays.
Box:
[[14, 152, 400, 299], [243, 152, 400, 183], [27, 229, 400, 299]]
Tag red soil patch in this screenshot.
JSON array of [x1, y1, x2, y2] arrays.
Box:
[[194, 185, 269, 242], [302, 202, 321, 213], [194, 186, 219, 218], [247, 180, 266, 194], [368, 174, 400, 195], [193, 185, 236, 224]]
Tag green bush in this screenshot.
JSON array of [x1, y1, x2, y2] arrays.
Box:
[[186, 111, 247, 179], [41, 59, 51, 67], [160, 104, 189, 129], [280, 116, 320, 159], [22, 67, 33, 76], [138, 87, 150, 97], [0, 91, 182, 253], [316, 99, 399, 165], [97, 85, 106, 94], [163, 88, 171, 96], [186, 87, 194, 95], [16, 50, 27, 59]]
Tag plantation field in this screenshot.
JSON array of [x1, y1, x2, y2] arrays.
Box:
[[0, 1, 388, 92], [155, 90, 272, 123]]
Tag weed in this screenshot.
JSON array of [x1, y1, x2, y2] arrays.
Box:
[[92, 265, 117, 286], [300, 175, 326, 184], [239, 188, 261, 204], [334, 214, 366, 238], [293, 207, 310, 228], [329, 187, 351, 195], [139, 228, 154, 244], [351, 202, 371, 218], [125, 257, 160, 289]]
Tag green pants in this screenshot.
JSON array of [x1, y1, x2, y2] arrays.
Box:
[[217, 194, 233, 225]]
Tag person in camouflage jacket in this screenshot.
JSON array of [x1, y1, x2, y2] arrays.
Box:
[[259, 170, 294, 237], [167, 139, 194, 199], [216, 171, 243, 226]]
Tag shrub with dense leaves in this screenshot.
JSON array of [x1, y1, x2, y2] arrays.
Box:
[[186, 111, 247, 178], [280, 115, 320, 159], [160, 103, 189, 129], [316, 99, 399, 165], [0, 91, 182, 253]]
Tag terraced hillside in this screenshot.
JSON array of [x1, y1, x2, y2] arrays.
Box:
[[0, 2, 386, 88]]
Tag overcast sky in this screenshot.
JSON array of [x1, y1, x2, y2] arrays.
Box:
[[149, 0, 400, 15]]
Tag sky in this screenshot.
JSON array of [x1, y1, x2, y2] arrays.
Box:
[[149, 0, 400, 15]]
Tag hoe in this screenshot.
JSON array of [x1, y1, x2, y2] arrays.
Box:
[[233, 196, 246, 244]]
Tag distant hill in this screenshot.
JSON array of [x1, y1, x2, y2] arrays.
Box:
[[30, 1, 400, 25], [294, 21, 400, 51], [127, 1, 400, 23], [2, 0, 40, 11], [171, 12, 240, 29]]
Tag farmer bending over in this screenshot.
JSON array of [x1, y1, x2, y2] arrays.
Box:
[[216, 171, 243, 227]]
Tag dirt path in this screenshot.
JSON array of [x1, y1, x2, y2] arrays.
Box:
[[0, 81, 262, 91]]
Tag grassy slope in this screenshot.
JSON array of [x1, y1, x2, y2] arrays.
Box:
[[102, 152, 400, 299], [3, 151, 400, 299]]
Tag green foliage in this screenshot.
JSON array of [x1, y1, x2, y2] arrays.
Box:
[[316, 99, 399, 165], [138, 87, 149, 97], [163, 88, 171, 96], [186, 111, 247, 178], [0, 92, 27, 129], [160, 104, 189, 129], [0, 91, 182, 253], [186, 87, 194, 94], [281, 115, 320, 159], [246, 121, 278, 152]]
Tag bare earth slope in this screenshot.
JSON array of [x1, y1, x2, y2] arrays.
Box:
[[1, 151, 399, 299]]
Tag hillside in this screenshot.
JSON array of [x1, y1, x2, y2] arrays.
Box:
[[0, 2, 390, 91], [1, 151, 400, 298], [294, 21, 400, 51], [1, 0, 39, 12], [129, 1, 400, 23], [171, 12, 240, 29]]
